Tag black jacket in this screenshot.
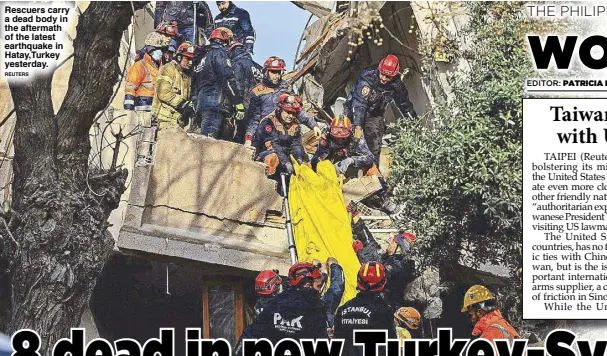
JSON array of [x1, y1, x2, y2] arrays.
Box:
[[381, 254, 415, 310], [154, 1, 213, 30], [334, 292, 397, 356], [235, 288, 328, 355]]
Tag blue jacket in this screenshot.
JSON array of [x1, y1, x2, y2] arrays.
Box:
[[192, 42, 241, 111], [345, 67, 417, 126], [312, 135, 374, 170], [154, 1, 213, 31], [230, 45, 262, 105], [245, 78, 317, 140], [255, 115, 305, 169], [214, 3, 256, 53], [322, 263, 345, 328]]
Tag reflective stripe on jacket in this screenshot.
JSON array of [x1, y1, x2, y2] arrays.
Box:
[[124, 54, 158, 111], [152, 60, 191, 126]]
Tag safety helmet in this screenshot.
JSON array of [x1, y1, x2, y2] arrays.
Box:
[[394, 307, 421, 329], [156, 21, 179, 37], [288, 262, 322, 287], [255, 270, 282, 296], [144, 31, 171, 48], [352, 240, 363, 253], [330, 115, 353, 139], [461, 285, 496, 312], [276, 94, 303, 114], [177, 42, 195, 58], [264, 56, 287, 72], [229, 41, 244, 52], [357, 261, 387, 292], [378, 54, 400, 77], [210, 27, 233, 42]]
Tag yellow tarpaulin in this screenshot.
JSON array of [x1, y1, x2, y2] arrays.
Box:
[[289, 159, 360, 305]]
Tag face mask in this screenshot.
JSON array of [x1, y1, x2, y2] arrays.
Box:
[[151, 49, 163, 61]]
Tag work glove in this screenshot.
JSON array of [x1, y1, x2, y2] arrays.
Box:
[[244, 140, 253, 148], [353, 125, 363, 139], [313, 126, 322, 139], [334, 157, 354, 175], [284, 162, 294, 175], [234, 103, 246, 121]]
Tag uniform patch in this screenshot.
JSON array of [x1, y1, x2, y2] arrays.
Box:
[[361, 86, 371, 97], [265, 125, 273, 132]]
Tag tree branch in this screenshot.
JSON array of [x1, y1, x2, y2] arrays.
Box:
[[57, 1, 148, 155]]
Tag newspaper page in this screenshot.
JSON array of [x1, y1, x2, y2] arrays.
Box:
[[0, 2, 605, 356]]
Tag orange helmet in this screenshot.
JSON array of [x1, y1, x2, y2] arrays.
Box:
[[255, 270, 282, 296], [379, 54, 400, 77], [210, 27, 233, 42], [394, 307, 421, 329], [276, 94, 302, 114], [288, 262, 322, 287], [177, 42, 195, 58], [264, 56, 287, 72], [330, 115, 353, 139]]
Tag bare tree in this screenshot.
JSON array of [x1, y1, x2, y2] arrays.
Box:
[[1, 2, 147, 353]]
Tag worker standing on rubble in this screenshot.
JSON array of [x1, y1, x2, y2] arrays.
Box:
[[382, 232, 416, 310], [312, 115, 380, 177], [154, 1, 213, 45], [152, 42, 195, 130], [344, 54, 417, 167], [253, 269, 283, 317], [236, 262, 328, 354], [193, 27, 245, 139], [254, 94, 306, 177], [124, 32, 169, 112], [244, 57, 321, 148], [462, 285, 519, 343], [335, 261, 397, 356], [394, 307, 422, 340], [215, 1, 256, 54], [229, 41, 263, 143]]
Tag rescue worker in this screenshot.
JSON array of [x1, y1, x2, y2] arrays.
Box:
[[317, 257, 345, 334], [462, 285, 519, 343], [335, 261, 397, 356], [253, 269, 282, 317], [344, 54, 417, 166], [152, 42, 195, 130], [348, 201, 381, 263], [244, 56, 321, 148], [394, 307, 421, 340], [382, 232, 416, 310], [193, 27, 245, 139], [254, 94, 305, 177], [124, 32, 168, 112], [215, 1, 256, 54], [229, 41, 263, 143], [312, 115, 380, 177], [154, 1, 213, 45], [236, 262, 328, 353]]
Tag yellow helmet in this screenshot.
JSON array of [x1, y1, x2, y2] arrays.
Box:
[[461, 285, 495, 312], [394, 307, 421, 329]]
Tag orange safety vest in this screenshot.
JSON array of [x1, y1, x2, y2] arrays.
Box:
[[124, 54, 158, 111]]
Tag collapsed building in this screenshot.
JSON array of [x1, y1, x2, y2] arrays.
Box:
[[0, 1, 543, 350]]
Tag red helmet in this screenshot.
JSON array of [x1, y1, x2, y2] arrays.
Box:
[[288, 262, 322, 287], [330, 115, 353, 139], [255, 270, 282, 296], [229, 41, 244, 52], [352, 240, 363, 253], [264, 56, 286, 72], [357, 261, 387, 292], [378, 54, 400, 77], [210, 27, 233, 42], [276, 94, 303, 114], [177, 42, 195, 58]]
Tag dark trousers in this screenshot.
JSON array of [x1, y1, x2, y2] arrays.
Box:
[[363, 115, 385, 166]]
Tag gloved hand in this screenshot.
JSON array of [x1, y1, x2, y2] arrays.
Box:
[[178, 115, 189, 128], [234, 103, 245, 121], [313, 126, 322, 139], [244, 139, 253, 148], [346, 200, 358, 214], [334, 157, 354, 175], [284, 162, 294, 175], [353, 125, 363, 139]]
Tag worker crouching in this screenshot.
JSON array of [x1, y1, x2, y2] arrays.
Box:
[[254, 94, 305, 177]]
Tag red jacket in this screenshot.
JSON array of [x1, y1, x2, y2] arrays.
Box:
[[472, 310, 519, 342]]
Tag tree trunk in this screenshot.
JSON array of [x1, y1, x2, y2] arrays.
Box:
[[1, 2, 147, 353]]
